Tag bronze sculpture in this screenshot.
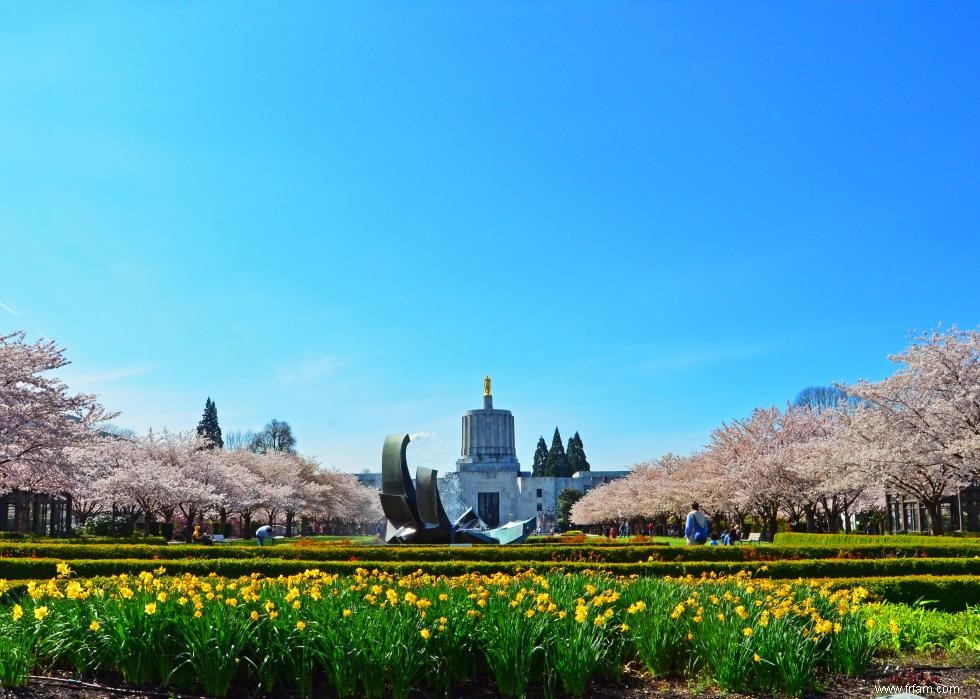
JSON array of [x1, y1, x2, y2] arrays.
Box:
[[379, 433, 534, 545]]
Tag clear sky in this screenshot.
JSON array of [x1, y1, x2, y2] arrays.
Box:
[[1, 3, 978, 474]]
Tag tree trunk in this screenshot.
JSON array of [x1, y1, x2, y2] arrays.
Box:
[[924, 501, 944, 535], [285, 510, 294, 537]]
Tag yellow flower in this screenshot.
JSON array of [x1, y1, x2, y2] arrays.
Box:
[[888, 619, 900, 636], [620, 623, 629, 632], [686, 632, 694, 641], [525, 609, 535, 618], [742, 627, 753, 637], [156, 592, 168, 603], [753, 653, 762, 663], [292, 600, 301, 610], [866, 618, 876, 629], [89, 620, 100, 632], [11, 604, 23, 621], [438, 593, 448, 601], [716, 613, 725, 622], [250, 610, 260, 621], [420, 628, 431, 640], [343, 609, 352, 618], [194, 610, 203, 618], [144, 603, 157, 615], [34, 606, 49, 621], [295, 620, 306, 631], [56, 562, 72, 577], [269, 611, 279, 619]]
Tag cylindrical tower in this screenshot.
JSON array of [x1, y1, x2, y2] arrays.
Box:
[[456, 382, 520, 473]]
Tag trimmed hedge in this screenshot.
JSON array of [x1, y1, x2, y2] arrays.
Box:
[[1, 555, 978, 581], [814, 575, 980, 612], [0, 534, 167, 545], [774, 532, 980, 546], [1, 542, 977, 564]]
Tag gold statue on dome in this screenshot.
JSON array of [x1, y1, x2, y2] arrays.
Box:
[[484, 375, 492, 396]]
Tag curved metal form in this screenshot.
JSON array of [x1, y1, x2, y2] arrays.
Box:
[[379, 433, 535, 545]]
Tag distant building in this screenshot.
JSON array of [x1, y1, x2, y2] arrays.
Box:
[[885, 479, 980, 534], [358, 382, 628, 532], [455, 385, 627, 530]]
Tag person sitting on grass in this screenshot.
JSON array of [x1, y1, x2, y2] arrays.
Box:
[[256, 524, 273, 547], [720, 530, 731, 545], [708, 532, 720, 546]]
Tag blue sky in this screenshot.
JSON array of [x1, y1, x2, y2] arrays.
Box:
[[1, 3, 978, 473]]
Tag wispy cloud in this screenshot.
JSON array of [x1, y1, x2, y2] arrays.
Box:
[[69, 364, 154, 385], [0, 301, 18, 317], [637, 343, 772, 374], [278, 356, 346, 384]]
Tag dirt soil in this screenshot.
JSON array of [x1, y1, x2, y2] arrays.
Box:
[[3, 662, 978, 699]]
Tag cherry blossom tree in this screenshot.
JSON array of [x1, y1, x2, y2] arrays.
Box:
[[0, 333, 115, 503], [843, 327, 980, 534]]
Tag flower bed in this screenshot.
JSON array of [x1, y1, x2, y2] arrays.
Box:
[[0, 567, 906, 698]]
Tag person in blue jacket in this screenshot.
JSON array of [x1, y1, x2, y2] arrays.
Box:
[[684, 502, 709, 545], [255, 524, 273, 547]]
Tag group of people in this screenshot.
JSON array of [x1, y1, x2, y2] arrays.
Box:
[[684, 501, 745, 546], [190, 524, 276, 546]]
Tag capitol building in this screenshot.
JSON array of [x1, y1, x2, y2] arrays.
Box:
[[360, 380, 628, 531]]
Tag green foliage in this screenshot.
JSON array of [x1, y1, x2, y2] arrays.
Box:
[[81, 514, 135, 537], [557, 489, 584, 530], [531, 437, 548, 477], [565, 432, 590, 473], [543, 428, 568, 477], [195, 397, 223, 449], [775, 532, 980, 546]]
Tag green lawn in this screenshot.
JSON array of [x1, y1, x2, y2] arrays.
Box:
[[229, 534, 379, 547]]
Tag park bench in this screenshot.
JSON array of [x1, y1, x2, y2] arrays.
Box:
[[745, 532, 763, 543], [211, 534, 227, 543]]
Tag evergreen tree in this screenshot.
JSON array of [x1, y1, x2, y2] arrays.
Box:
[[543, 427, 569, 477], [196, 397, 223, 449], [566, 431, 591, 473], [557, 487, 584, 530], [532, 436, 549, 477]]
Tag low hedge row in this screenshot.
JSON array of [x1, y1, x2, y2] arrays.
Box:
[[1, 556, 977, 581], [0, 534, 167, 545], [1, 542, 977, 564], [774, 532, 980, 546], [813, 575, 980, 612]]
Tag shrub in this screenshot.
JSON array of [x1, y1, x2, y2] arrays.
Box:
[[774, 532, 980, 546], [81, 515, 135, 538]]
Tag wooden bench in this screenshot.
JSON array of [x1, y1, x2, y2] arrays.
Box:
[[745, 532, 763, 543]]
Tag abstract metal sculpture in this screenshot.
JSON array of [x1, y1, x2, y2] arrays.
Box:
[[380, 433, 535, 545]]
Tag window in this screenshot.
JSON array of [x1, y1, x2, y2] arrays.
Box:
[[536, 503, 543, 512], [536, 489, 542, 498]]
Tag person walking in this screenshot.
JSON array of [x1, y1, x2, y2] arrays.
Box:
[[256, 524, 273, 547], [684, 502, 709, 545]]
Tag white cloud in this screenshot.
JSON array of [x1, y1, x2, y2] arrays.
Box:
[[67, 364, 154, 385], [277, 356, 345, 384]]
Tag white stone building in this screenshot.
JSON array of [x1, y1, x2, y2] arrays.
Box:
[[357, 384, 628, 531]]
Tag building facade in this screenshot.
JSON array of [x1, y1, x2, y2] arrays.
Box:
[[454, 385, 627, 531], [885, 480, 980, 534], [357, 382, 629, 532]]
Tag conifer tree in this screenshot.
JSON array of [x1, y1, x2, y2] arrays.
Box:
[[196, 397, 223, 449], [566, 431, 591, 473], [543, 427, 569, 477], [532, 436, 549, 477]]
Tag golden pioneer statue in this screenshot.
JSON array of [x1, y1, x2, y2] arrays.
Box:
[[484, 375, 492, 396]]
